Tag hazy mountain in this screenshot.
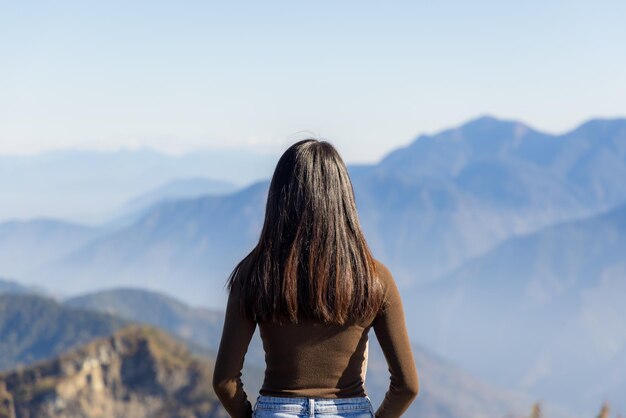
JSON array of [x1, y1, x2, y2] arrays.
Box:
[[367, 341, 575, 418], [123, 177, 239, 212], [0, 219, 105, 279], [106, 177, 239, 229], [350, 116, 626, 285], [406, 202, 626, 416], [0, 294, 127, 371], [0, 279, 32, 295], [33, 180, 269, 306], [0, 325, 229, 418], [65, 288, 225, 351], [0, 278, 48, 299], [376, 116, 626, 195], [4, 115, 624, 416], [25, 116, 626, 305], [65, 287, 265, 373], [0, 147, 277, 224]]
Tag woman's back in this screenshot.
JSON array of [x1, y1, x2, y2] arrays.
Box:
[[213, 258, 419, 418], [258, 317, 371, 398], [212, 139, 419, 418]]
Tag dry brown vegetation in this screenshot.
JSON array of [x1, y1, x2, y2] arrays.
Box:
[[517, 401, 622, 418]]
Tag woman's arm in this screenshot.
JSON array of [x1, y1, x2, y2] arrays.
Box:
[[372, 262, 420, 418], [212, 284, 257, 418]]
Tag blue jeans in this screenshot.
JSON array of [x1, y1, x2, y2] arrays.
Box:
[[253, 395, 376, 418]]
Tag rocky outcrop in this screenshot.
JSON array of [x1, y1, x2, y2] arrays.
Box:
[[0, 325, 227, 418]]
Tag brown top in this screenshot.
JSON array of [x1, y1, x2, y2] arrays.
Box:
[[212, 259, 419, 418]]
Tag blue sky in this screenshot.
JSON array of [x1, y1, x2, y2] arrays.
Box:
[[1, 0, 625, 163]]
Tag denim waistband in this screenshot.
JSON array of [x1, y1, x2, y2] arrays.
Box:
[[255, 395, 373, 413]]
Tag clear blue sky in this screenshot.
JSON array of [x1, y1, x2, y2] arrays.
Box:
[[1, 0, 625, 163]]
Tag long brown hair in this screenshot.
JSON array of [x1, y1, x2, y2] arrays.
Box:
[[226, 139, 384, 325]]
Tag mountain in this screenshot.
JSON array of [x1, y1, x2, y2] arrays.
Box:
[[0, 288, 264, 409], [350, 116, 626, 285], [406, 202, 626, 416], [0, 294, 127, 371], [0, 279, 33, 295], [367, 341, 575, 418], [65, 288, 225, 351], [0, 219, 104, 279], [32, 180, 269, 306], [0, 147, 277, 224], [121, 177, 239, 214], [23, 116, 626, 305], [0, 325, 228, 418], [0, 279, 578, 418], [4, 115, 625, 416], [104, 177, 240, 230], [376, 116, 626, 194]]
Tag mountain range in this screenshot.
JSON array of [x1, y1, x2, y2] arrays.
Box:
[[0, 325, 228, 418], [0, 147, 276, 224], [65, 288, 225, 355], [0, 220, 102, 280], [0, 293, 126, 371], [2, 115, 626, 416], [8, 115, 626, 305], [406, 201, 626, 415], [0, 285, 574, 418]]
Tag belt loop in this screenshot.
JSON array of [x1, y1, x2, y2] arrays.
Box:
[[309, 398, 314, 418]]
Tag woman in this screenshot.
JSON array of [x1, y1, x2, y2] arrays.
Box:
[[212, 139, 419, 418]]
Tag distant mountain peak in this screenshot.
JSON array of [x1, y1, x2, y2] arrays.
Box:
[[376, 114, 545, 179], [570, 117, 626, 136], [466, 114, 504, 125], [457, 114, 533, 136]]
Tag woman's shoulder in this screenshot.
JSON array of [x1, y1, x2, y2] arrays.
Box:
[[372, 258, 402, 312], [373, 258, 395, 288]]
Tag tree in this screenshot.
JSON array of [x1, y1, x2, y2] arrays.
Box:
[[597, 401, 610, 418], [530, 402, 542, 418]]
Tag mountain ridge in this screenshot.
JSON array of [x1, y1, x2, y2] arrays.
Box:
[[0, 325, 227, 418], [7, 115, 626, 304], [406, 200, 626, 416], [0, 293, 128, 372], [61, 285, 577, 418]]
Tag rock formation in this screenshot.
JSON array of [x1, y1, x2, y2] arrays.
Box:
[[0, 325, 227, 418]]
